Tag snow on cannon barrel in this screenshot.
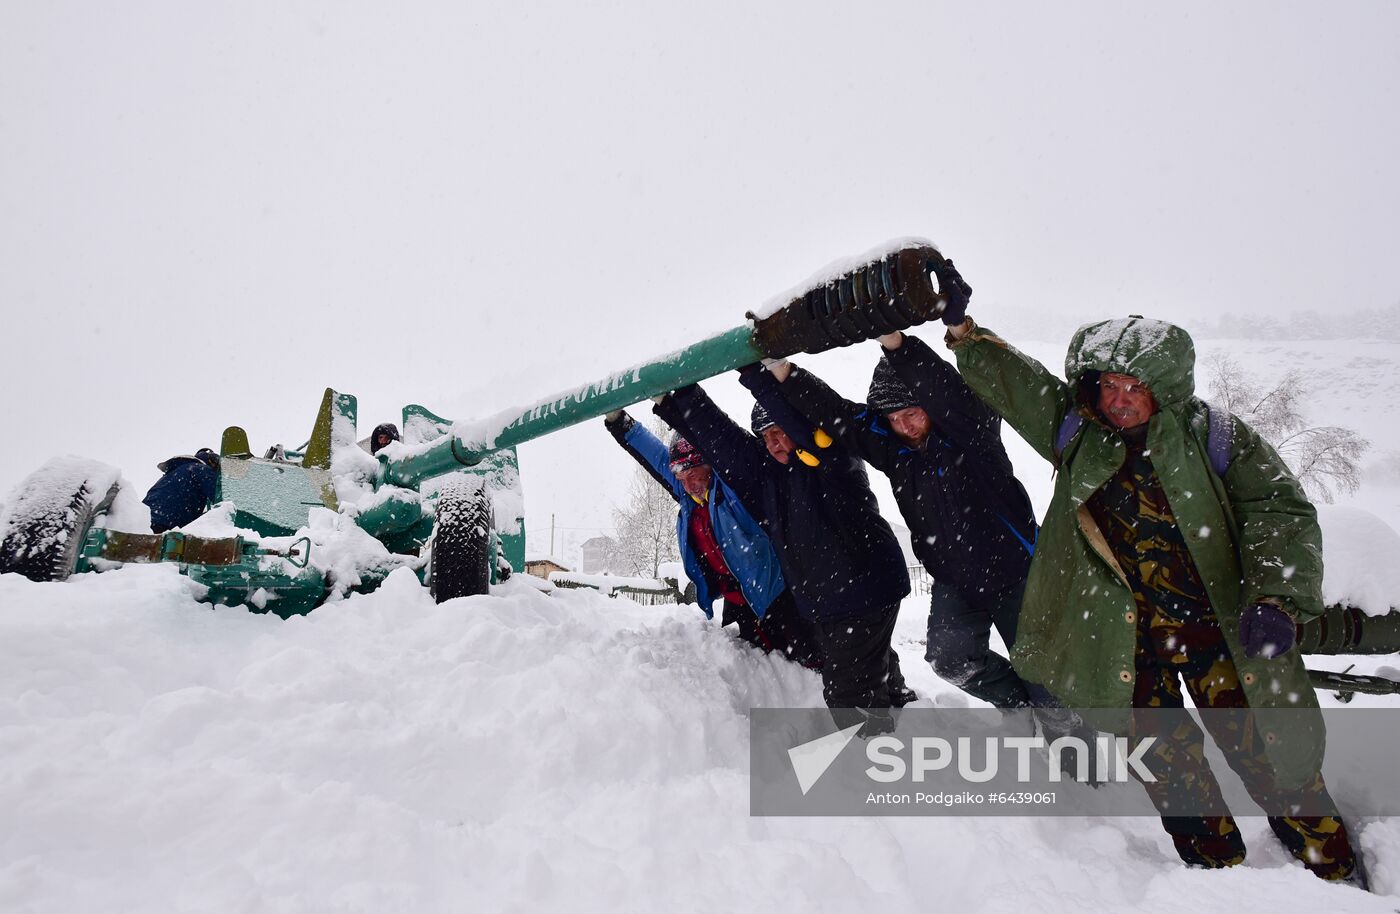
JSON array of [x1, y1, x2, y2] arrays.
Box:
[[380, 239, 953, 489]]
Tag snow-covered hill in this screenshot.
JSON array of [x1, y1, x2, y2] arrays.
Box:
[[2, 564, 1397, 912]]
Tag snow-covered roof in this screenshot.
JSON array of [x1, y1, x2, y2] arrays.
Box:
[[549, 571, 673, 595]]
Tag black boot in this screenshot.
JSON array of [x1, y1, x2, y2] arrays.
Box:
[[889, 685, 921, 707]]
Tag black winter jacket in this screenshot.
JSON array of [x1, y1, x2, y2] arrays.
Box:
[[777, 334, 1037, 597], [143, 457, 219, 534], [656, 382, 909, 621]]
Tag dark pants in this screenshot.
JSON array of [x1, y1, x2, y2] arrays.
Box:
[[925, 579, 1031, 709], [813, 601, 907, 711], [1131, 606, 1357, 881], [722, 591, 824, 669]]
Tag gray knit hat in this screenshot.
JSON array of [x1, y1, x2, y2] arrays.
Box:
[[750, 401, 776, 435], [867, 358, 917, 414]]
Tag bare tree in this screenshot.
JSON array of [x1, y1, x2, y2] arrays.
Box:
[[608, 418, 682, 577], [1205, 352, 1369, 503]]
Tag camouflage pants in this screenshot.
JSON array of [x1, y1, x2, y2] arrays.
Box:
[[1130, 607, 1357, 880]]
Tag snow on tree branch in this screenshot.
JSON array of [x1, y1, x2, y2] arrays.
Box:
[[1205, 353, 1370, 503]]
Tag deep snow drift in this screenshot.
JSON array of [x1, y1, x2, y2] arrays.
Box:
[[1, 565, 1395, 913]]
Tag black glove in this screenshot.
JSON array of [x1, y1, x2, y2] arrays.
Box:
[[930, 257, 972, 326], [603, 410, 634, 447], [1239, 602, 1296, 659]]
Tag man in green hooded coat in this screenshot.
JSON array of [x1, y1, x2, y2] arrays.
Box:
[[946, 308, 1362, 884]]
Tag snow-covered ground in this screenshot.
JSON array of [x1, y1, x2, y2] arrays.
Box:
[[3, 332, 1400, 912], [1, 564, 1396, 913]]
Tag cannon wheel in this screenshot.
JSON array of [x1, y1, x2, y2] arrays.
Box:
[[429, 476, 492, 602], [0, 458, 120, 582]]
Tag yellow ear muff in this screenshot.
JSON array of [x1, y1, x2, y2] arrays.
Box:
[[813, 428, 833, 449], [796, 449, 820, 467]]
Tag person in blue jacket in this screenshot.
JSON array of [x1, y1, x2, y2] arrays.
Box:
[[143, 448, 220, 534], [654, 370, 917, 734], [604, 410, 822, 668]]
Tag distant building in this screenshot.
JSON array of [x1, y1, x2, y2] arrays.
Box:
[[578, 535, 618, 573], [524, 555, 571, 580]]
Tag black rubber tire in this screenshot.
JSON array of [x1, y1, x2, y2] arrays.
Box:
[[0, 466, 119, 582], [429, 478, 492, 602]]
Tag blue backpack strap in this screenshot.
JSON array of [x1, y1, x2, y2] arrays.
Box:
[[1053, 412, 1084, 467], [997, 514, 1038, 556], [1205, 404, 1234, 477], [1056, 402, 1232, 476]]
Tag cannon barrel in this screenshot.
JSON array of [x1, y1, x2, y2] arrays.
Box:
[[1297, 604, 1400, 655], [381, 241, 953, 488]]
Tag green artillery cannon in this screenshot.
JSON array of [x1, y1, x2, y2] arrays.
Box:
[[3, 237, 1398, 699], [0, 241, 954, 615], [1298, 605, 1400, 700]]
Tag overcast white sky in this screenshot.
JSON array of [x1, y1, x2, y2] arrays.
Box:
[[3, 2, 1397, 557]]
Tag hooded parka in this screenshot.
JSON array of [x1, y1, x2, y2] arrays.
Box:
[[951, 317, 1326, 787]]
